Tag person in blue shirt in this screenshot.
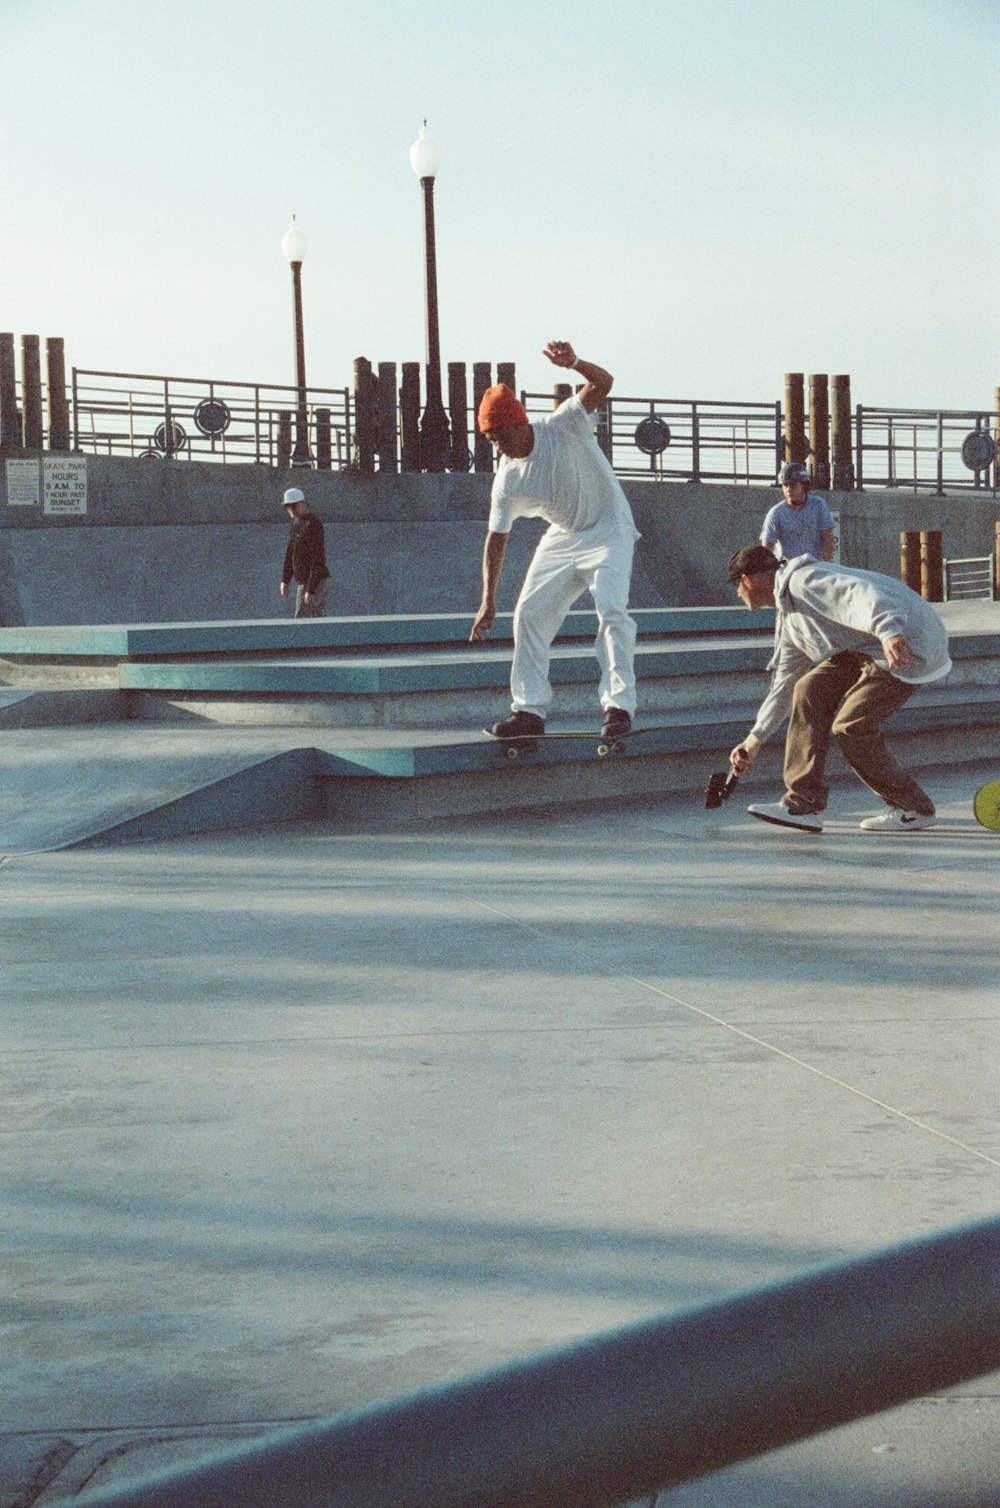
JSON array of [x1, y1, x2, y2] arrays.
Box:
[[761, 461, 836, 561]]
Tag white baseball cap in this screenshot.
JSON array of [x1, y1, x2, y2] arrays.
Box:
[[282, 487, 305, 507]]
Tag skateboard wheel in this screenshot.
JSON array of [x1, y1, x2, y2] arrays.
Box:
[[597, 742, 610, 757], [506, 745, 521, 761]]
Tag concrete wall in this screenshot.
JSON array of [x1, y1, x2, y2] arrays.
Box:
[[1, 453, 997, 625]]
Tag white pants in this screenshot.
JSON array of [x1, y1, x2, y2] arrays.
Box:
[[510, 519, 637, 718]]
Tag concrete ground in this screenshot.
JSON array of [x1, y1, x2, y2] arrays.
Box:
[[2, 755, 1000, 1506]]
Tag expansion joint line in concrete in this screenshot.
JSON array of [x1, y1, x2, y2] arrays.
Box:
[[467, 897, 1000, 1173]]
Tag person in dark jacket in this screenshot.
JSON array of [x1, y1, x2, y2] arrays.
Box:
[[279, 486, 329, 617]]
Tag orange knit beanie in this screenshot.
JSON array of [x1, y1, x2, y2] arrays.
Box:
[[477, 384, 528, 433]]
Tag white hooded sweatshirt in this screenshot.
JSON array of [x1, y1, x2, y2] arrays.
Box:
[[750, 554, 952, 744]]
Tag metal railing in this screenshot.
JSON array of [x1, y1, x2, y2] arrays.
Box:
[[856, 406, 1000, 494], [77, 1213, 1000, 1508], [24, 371, 1000, 496], [943, 555, 995, 601], [71, 368, 352, 467], [524, 391, 784, 483]]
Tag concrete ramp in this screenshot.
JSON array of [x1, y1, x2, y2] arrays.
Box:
[[0, 729, 320, 852]]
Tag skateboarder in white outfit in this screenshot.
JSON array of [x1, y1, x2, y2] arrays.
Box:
[[469, 340, 640, 741]]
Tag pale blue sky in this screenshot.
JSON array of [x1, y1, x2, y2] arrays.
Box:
[[4, 0, 997, 412]]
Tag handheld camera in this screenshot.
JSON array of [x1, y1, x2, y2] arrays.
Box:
[[704, 770, 740, 809]]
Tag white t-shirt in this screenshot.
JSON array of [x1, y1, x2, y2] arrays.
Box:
[[487, 394, 636, 538]]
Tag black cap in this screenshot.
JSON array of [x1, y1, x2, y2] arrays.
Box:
[[726, 545, 780, 585]]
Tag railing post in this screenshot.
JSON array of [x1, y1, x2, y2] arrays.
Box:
[[993, 386, 1000, 493], [472, 362, 492, 474], [400, 362, 421, 472], [378, 363, 399, 473], [808, 372, 829, 487], [690, 402, 701, 482], [854, 404, 864, 491], [995, 520, 1000, 600], [0, 333, 19, 449], [935, 411, 945, 496]]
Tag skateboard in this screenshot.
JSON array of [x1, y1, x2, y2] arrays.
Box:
[[973, 779, 1000, 831], [484, 727, 646, 761]]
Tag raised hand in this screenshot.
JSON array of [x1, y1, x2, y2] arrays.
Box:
[[543, 340, 577, 369]]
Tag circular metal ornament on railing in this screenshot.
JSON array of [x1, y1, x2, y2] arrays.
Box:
[[961, 430, 996, 472], [153, 419, 188, 454], [634, 415, 671, 455], [194, 398, 232, 437]]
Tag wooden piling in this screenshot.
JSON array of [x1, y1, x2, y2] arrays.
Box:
[[46, 337, 70, 451], [831, 375, 854, 490], [276, 412, 292, 468], [900, 531, 922, 592], [808, 373, 830, 487], [377, 363, 399, 473], [446, 362, 467, 471], [314, 408, 332, 471], [21, 334, 43, 450], [353, 358, 376, 472], [919, 529, 943, 603], [472, 362, 492, 473], [0, 333, 19, 449], [784, 372, 806, 465], [400, 363, 421, 472]]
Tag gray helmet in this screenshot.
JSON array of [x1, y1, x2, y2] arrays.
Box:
[[778, 461, 810, 487], [282, 487, 305, 508]]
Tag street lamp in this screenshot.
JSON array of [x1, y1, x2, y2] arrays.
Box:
[[409, 120, 451, 473], [281, 214, 312, 467]]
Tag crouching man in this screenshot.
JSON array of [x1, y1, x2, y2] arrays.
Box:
[[727, 545, 951, 833]]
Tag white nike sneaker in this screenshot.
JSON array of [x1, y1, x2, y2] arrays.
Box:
[[859, 809, 937, 832], [747, 801, 823, 832]]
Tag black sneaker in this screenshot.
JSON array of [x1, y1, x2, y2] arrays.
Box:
[[491, 711, 545, 739], [601, 708, 632, 739]]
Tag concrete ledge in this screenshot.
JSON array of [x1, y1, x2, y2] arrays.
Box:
[[0, 606, 776, 660]]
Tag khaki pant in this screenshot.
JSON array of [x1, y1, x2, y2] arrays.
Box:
[[783, 651, 935, 815]]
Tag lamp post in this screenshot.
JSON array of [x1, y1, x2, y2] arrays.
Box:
[[281, 214, 312, 467], [409, 121, 450, 473]]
